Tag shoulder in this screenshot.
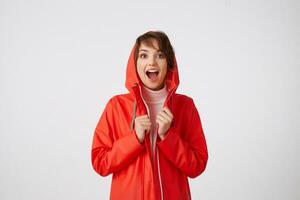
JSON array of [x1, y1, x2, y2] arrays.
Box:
[[109, 93, 133, 103], [104, 93, 134, 111], [173, 93, 195, 105], [173, 93, 201, 112]]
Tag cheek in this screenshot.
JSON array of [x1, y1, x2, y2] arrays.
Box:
[[161, 69, 167, 80], [136, 60, 145, 77], [160, 62, 168, 77]]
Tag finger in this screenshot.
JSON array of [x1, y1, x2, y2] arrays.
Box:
[[156, 117, 163, 125], [163, 107, 173, 118], [156, 114, 168, 123], [137, 122, 151, 128], [139, 117, 151, 123], [136, 117, 151, 123], [136, 114, 150, 119], [141, 119, 151, 125], [159, 111, 172, 122], [141, 122, 151, 126], [142, 126, 151, 131], [145, 126, 151, 134]]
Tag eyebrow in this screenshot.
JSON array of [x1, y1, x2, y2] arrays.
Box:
[[139, 49, 162, 53]]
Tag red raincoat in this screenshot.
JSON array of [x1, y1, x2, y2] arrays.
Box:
[[91, 43, 208, 200]]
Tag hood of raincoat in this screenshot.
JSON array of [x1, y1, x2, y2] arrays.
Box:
[[125, 43, 180, 96]]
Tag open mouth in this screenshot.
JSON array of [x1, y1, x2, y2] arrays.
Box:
[[146, 69, 159, 81]]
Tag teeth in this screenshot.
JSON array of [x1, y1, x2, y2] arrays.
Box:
[[147, 69, 159, 73]]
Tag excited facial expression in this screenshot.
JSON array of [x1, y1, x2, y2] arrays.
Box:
[[136, 39, 168, 91]]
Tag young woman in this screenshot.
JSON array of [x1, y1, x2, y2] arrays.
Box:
[[91, 31, 208, 200]]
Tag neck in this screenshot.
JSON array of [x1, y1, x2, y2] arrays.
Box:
[[141, 84, 168, 104]]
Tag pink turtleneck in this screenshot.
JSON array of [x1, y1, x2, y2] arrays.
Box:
[[141, 84, 169, 158]]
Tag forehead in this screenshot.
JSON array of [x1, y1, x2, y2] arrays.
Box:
[[139, 39, 161, 52]]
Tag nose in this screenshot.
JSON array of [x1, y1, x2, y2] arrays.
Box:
[[148, 55, 157, 66]]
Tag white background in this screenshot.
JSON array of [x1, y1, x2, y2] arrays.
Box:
[[1, 0, 299, 199]]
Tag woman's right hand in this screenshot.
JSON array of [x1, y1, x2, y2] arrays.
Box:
[[134, 115, 151, 143]]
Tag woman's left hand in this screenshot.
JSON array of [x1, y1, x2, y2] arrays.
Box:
[[156, 107, 173, 140]]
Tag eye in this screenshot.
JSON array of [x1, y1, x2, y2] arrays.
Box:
[[157, 53, 165, 59], [139, 53, 147, 59]]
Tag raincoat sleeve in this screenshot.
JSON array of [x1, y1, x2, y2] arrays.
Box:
[[91, 98, 145, 177], [157, 99, 208, 178]]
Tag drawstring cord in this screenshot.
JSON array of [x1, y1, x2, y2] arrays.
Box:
[[130, 100, 137, 131]]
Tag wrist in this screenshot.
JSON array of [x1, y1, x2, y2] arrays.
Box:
[[138, 135, 144, 143], [158, 133, 166, 141], [134, 131, 144, 144]]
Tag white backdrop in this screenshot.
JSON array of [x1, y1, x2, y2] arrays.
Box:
[[1, 0, 299, 199]]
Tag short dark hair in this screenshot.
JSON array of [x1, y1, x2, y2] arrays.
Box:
[[134, 31, 175, 69]]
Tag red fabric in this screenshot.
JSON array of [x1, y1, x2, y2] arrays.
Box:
[[91, 44, 208, 200]]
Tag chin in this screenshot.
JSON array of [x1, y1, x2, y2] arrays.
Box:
[[146, 83, 164, 91]]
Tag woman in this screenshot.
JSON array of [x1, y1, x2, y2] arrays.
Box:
[[91, 30, 208, 200]]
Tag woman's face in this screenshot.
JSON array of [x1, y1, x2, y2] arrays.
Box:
[[136, 39, 168, 91]]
